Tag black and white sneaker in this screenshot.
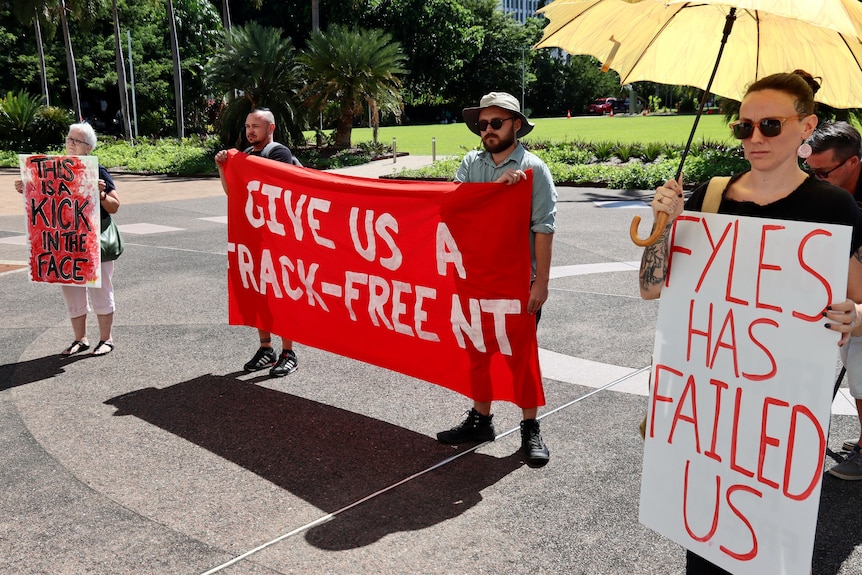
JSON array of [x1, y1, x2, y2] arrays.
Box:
[[270, 349, 298, 378], [243, 346, 277, 372]]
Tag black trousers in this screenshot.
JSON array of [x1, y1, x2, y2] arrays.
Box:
[[686, 551, 732, 575]]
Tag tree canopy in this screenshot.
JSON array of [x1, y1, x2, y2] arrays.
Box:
[[299, 25, 406, 148], [0, 0, 680, 139], [206, 21, 305, 147]]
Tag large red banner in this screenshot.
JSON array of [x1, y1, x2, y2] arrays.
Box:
[[224, 150, 544, 407], [20, 154, 101, 286]]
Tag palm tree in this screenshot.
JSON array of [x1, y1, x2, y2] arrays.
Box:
[[57, 0, 81, 119], [48, 0, 102, 122], [221, 0, 230, 29], [8, 0, 52, 105], [220, 0, 262, 30], [299, 26, 406, 148], [33, 9, 49, 105], [205, 22, 306, 147], [111, 0, 131, 139], [166, 0, 183, 137], [10, 0, 106, 121]]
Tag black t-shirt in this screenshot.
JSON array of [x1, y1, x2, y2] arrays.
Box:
[[686, 171, 862, 256], [98, 164, 115, 219], [854, 171, 862, 206], [244, 142, 295, 165]]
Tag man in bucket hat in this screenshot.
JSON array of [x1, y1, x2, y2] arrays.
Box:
[[436, 92, 557, 468]]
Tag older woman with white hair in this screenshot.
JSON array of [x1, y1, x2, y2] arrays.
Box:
[[15, 122, 121, 356]]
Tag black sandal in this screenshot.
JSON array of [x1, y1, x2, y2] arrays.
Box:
[[61, 340, 89, 356], [92, 341, 114, 356]]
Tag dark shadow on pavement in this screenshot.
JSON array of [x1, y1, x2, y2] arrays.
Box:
[[306, 449, 522, 550], [812, 464, 862, 575], [0, 354, 89, 392], [104, 375, 521, 550]]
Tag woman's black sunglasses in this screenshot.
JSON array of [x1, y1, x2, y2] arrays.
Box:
[[730, 114, 805, 140]]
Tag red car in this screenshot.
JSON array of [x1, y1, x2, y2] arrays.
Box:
[[586, 97, 622, 114]]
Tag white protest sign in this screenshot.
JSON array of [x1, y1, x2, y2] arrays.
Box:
[[639, 211, 850, 575]]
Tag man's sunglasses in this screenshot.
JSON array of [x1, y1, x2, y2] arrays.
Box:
[[476, 117, 514, 132], [729, 114, 805, 140], [804, 155, 851, 179]]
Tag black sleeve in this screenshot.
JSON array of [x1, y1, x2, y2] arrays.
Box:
[[852, 205, 862, 255], [801, 178, 862, 256], [835, 189, 862, 255], [684, 183, 707, 212], [98, 165, 116, 193]]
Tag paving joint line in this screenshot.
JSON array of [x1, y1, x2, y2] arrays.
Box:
[[199, 365, 651, 575]]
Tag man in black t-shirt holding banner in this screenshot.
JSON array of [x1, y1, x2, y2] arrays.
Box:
[[215, 108, 300, 378]]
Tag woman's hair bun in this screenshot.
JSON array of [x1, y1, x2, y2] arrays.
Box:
[[792, 69, 821, 96]]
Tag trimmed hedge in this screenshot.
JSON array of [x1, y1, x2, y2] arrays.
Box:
[[1, 135, 750, 189], [392, 140, 749, 189]]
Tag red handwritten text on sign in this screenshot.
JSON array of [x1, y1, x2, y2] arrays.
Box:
[[639, 212, 850, 575]]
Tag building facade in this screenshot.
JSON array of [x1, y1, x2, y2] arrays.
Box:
[[499, 0, 544, 23]]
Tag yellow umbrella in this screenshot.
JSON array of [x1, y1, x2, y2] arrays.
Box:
[[535, 0, 862, 244], [537, 0, 862, 108]]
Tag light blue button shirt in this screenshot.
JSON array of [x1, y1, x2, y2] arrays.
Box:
[[455, 143, 557, 277]]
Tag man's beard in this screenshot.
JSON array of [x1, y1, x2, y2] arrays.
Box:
[[482, 131, 515, 154]]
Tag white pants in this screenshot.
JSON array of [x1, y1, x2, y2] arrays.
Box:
[[60, 260, 115, 318], [839, 335, 862, 399]]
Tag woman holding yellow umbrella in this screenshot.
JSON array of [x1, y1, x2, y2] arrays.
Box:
[[639, 70, 862, 322], [638, 70, 862, 574], [535, 0, 862, 245]]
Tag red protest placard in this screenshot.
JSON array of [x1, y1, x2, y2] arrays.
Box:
[[20, 154, 101, 286], [639, 211, 851, 575], [224, 150, 544, 408]]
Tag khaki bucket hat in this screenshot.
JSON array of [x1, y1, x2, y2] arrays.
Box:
[[462, 92, 535, 138]]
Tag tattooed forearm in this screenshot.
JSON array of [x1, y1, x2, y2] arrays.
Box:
[[640, 245, 667, 288], [854, 246, 862, 265], [639, 224, 671, 295]]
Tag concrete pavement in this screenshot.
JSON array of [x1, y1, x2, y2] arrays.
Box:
[[0, 158, 860, 575], [327, 154, 445, 179]]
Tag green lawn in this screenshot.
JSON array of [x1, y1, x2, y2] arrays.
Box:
[[0, 112, 734, 178], [306, 112, 734, 156]]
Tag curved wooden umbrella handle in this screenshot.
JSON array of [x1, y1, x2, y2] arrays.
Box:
[[630, 212, 668, 247]]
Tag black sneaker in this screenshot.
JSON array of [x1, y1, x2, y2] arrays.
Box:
[[243, 346, 277, 372], [437, 408, 496, 444], [270, 349, 298, 378], [520, 419, 550, 468]]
